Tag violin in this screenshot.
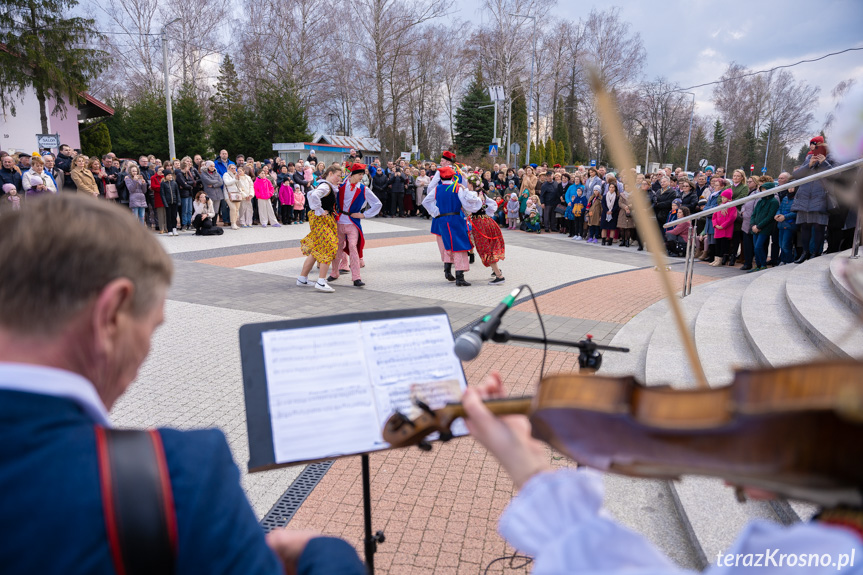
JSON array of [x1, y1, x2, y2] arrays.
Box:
[[383, 359, 863, 507]]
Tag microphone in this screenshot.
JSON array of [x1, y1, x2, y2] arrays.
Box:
[[454, 287, 522, 361]]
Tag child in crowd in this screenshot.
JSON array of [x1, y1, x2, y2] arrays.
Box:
[[566, 187, 587, 239], [666, 206, 691, 257], [711, 189, 737, 266], [292, 185, 306, 224], [2, 183, 20, 212], [524, 199, 542, 233], [278, 179, 294, 225], [506, 193, 520, 230], [586, 186, 602, 243], [25, 171, 46, 196], [519, 189, 529, 222]]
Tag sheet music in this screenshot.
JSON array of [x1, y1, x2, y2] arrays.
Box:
[[262, 323, 381, 463], [258, 313, 468, 465]]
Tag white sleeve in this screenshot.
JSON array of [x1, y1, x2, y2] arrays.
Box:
[[499, 470, 681, 574], [458, 185, 483, 213], [422, 184, 439, 217], [428, 170, 441, 191], [484, 196, 497, 217], [362, 187, 382, 218], [308, 183, 328, 216]]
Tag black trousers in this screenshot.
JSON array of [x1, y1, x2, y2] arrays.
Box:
[[742, 232, 754, 268], [280, 205, 293, 224], [390, 192, 404, 217], [799, 223, 826, 255], [165, 203, 179, 231]]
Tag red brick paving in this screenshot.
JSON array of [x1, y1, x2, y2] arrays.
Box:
[[285, 344, 581, 574], [515, 268, 716, 324]]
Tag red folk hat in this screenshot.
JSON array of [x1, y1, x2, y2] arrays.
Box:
[[553, 164, 561, 168], [350, 163, 367, 174], [441, 151, 457, 162], [438, 166, 456, 180]]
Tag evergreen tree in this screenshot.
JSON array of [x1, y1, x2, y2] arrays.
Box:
[[529, 141, 537, 165], [741, 126, 757, 172], [536, 140, 546, 165], [0, 0, 106, 133], [552, 97, 571, 163], [173, 82, 207, 159], [454, 67, 493, 156], [105, 91, 168, 158], [796, 144, 810, 164], [248, 81, 311, 159], [710, 119, 726, 166], [79, 121, 112, 158], [509, 86, 528, 164], [209, 55, 248, 156]]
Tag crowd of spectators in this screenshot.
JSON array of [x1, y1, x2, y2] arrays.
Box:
[[1, 137, 854, 267]]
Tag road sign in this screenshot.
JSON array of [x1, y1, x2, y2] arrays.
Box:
[[699, 159, 708, 168], [761, 166, 767, 174], [510, 142, 521, 155], [750, 164, 755, 172], [488, 144, 498, 157], [590, 160, 596, 167], [36, 133, 60, 149]]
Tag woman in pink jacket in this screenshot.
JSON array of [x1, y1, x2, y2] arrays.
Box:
[[254, 166, 281, 227], [710, 189, 737, 267]]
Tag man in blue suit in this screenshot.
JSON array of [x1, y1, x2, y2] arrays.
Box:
[[0, 194, 365, 575]]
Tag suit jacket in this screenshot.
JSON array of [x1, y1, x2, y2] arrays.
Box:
[[0, 390, 281, 574]]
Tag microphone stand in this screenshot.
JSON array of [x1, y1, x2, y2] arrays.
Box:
[[489, 330, 629, 372]]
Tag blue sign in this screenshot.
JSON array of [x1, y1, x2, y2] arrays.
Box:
[[761, 166, 767, 173], [488, 144, 498, 157], [590, 160, 596, 167]]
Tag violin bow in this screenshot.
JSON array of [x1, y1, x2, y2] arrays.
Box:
[[590, 70, 709, 390]]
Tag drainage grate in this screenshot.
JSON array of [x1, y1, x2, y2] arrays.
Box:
[[259, 461, 334, 532]]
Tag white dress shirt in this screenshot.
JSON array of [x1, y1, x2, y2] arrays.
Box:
[[421, 180, 483, 218], [0, 363, 110, 426], [499, 469, 862, 574], [337, 180, 382, 225]]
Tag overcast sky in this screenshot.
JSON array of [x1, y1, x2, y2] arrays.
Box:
[[456, 0, 863, 144]]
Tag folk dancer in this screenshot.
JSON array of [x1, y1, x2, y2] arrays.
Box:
[[428, 151, 477, 263], [297, 165, 343, 292], [465, 174, 506, 285], [327, 163, 382, 287], [422, 166, 482, 287]]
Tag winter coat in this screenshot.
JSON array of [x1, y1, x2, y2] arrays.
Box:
[[617, 191, 635, 229], [222, 172, 242, 202], [740, 189, 760, 232], [776, 192, 797, 231], [703, 191, 721, 236], [278, 182, 294, 205], [600, 192, 621, 230], [711, 192, 737, 239], [236, 173, 254, 201], [521, 174, 538, 195], [0, 167, 23, 193], [679, 190, 698, 214], [653, 187, 677, 225], [388, 172, 408, 194], [159, 180, 180, 206], [539, 181, 558, 205], [175, 169, 195, 199], [126, 176, 148, 209], [750, 195, 779, 235], [200, 169, 224, 202], [791, 155, 835, 214], [71, 166, 99, 196], [254, 176, 274, 200], [587, 195, 603, 226], [293, 188, 305, 211], [667, 219, 691, 240]]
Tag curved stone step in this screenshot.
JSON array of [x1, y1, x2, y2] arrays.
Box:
[[600, 297, 667, 381], [741, 266, 821, 367], [693, 274, 760, 387], [643, 283, 724, 389], [829, 250, 862, 315], [786, 254, 863, 359]]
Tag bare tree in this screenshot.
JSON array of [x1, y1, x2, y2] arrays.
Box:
[[638, 78, 691, 164]]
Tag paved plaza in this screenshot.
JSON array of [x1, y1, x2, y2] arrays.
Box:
[[111, 218, 738, 573]]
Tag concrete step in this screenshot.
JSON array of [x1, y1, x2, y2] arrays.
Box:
[[786, 254, 863, 359], [600, 297, 667, 381], [829, 250, 862, 315], [693, 274, 760, 386], [643, 283, 724, 390], [741, 266, 822, 367]]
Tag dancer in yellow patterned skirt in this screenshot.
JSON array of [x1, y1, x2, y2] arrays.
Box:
[[298, 165, 343, 292]]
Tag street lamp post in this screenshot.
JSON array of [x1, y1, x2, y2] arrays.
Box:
[[683, 92, 695, 173], [511, 13, 536, 165], [161, 18, 181, 160]]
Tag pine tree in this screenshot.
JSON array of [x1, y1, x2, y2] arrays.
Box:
[[510, 86, 528, 162], [79, 121, 112, 158], [536, 140, 546, 165], [249, 80, 311, 159], [209, 55, 247, 156], [552, 97, 571, 163], [0, 0, 106, 133], [741, 126, 757, 173], [105, 91, 168, 158], [710, 119, 726, 167], [454, 67, 494, 156], [173, 82, 207, 159], [529, 141, 537, 165]]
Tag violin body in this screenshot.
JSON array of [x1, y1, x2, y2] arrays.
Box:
[[531, 360, 863, 506], [383, 360, 863, 507]]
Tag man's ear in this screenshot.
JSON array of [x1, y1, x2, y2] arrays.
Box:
[[92, 278, 136, 356]]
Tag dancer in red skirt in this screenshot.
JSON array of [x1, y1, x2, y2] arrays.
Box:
[[466, 174, 506, 285]]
